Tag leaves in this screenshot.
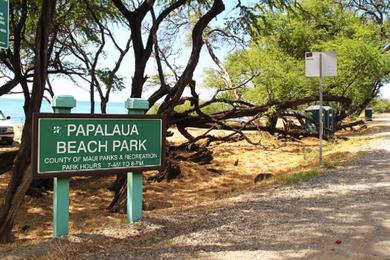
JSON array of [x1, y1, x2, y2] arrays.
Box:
[[96, 69, 125, 93], [203, 0, 389, 119]]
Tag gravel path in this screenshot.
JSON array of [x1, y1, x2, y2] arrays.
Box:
[[107, 139, 390, 259], [1, 117, 390, 260], [80, 117, 390, 259]]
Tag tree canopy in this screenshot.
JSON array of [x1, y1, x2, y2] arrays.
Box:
[[203, 0, 389, 121]]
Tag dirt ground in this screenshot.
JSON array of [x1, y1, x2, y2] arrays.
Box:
[[0, 114, 389, 259]]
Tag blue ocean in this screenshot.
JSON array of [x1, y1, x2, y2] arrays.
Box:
[[0, 98, 128, 123]]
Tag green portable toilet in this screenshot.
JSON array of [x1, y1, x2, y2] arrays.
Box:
[[305, 105, 334, 139], [365, 108, 373, 121]]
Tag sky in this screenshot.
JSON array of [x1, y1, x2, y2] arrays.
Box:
[[46, 44, 222, 103], [380, 84, 390, 99], [48, 0, 248, 103], [2, 0, 390, 103], [3, 1, 239, 103]]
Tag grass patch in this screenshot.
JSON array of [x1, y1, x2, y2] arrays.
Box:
[[280, 169, 321, 185], [322, 161, 340, 169]]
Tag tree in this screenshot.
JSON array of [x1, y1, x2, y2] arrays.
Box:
[[198, 0, 389, 133], [342, 0, 389, 41], [371, 98, 390, 113], [0, 1, 88, 102], [0, 0, 57, 243], [57, 0, 131, 113], [107, 0, 226, 212], [0, 0, 127, 243]]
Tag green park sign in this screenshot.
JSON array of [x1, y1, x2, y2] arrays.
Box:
[[0, 0, 8, 49], [32, 113, 166, 178]]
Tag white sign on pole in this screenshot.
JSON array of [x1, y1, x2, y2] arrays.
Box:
[[304, 51, 337, 167], [305, 51, 337, 77]]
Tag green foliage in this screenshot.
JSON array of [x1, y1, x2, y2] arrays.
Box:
[[96, 69, 125, 93], [174, 101, 193, 113], [2, 0, 123, 76], [203, 0, 390, 117], [238, 46, 311, 104], [225, 0, 298, 36], [173, 100, 231, 115], [147, 103, 161, 115], [281, 169, 320, 185], [320, 38, 390, 112], [371, 99, 390, 113], [201, 102, 231, 114]]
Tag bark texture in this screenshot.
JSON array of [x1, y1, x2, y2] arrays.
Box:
[[108, 0, 225, 212], [0, 0, 56, 243]]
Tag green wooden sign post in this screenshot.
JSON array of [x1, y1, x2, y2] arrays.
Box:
[[0, 0, 9, 49], [52, 95, 76, 238], [125, 98, 149, 223], [32, 97, 165, 236], [34, 116, 163, 175]]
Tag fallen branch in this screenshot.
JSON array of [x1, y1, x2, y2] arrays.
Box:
[[337, 120, 366, 130]]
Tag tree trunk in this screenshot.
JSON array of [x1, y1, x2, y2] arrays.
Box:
[[131, 60, 147, 98], [101, 97, 108, 114], [0, 125, 33, 242], [0, 0, 57, 243], [107, 174, 127, 213], [267, 115, 278, 135], [90, 82, 95, 114], [108, 0, 225, 212]]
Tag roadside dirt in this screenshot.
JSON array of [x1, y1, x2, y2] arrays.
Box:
[[0, 115, 389, 259]]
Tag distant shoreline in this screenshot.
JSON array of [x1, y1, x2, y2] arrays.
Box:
[[1, 98, 128, 124]]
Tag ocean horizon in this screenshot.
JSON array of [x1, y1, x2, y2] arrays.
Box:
[[0, 98, 128, 124]]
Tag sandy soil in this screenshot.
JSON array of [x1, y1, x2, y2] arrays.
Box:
[[0, 115, 389, 259]]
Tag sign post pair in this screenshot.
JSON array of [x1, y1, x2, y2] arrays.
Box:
[[35, 96, 165, 237]]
